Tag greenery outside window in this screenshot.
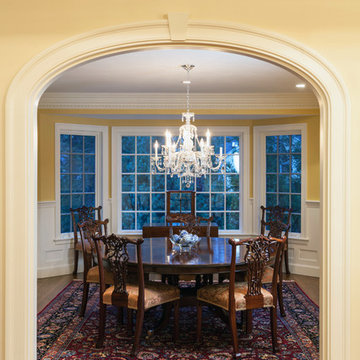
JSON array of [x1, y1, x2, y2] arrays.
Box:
[[55, 123, 108, 239], [112, 127, 250, 234], [265, 134, 302, 232]]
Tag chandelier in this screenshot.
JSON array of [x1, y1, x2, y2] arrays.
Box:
[[151, 65, 225, 188]]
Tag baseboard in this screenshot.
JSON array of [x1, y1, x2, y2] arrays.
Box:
[[288, 263, 320, 277], [37, 263, 83, 279]]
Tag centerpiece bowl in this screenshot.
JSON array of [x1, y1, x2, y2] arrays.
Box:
[[169, 230, 200, 252]]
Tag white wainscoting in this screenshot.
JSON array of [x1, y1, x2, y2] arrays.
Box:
[[37, 199, 320, 278], [37, 199, 112, 278], [234, 199, 321, 277], [287, 200, 321, 277], [37, 201, 77, 278]]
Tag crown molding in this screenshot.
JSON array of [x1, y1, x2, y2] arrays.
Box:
[[39, 91, 319, 110]]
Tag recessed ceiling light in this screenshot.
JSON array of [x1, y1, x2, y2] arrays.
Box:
[[296, 83, 306, 88], [182, 80, 191, 84]]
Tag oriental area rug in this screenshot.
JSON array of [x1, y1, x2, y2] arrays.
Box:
[[37, 280, 319, 360]]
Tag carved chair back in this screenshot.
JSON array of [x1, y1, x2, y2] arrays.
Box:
[[166, 213, 213, 237], [70, 205, 102, 245], [228, 236, 285, 311], [166, 190, 195, 217], [260, 205, 292, 239], [78, 219, 109, 271], [93, 234, 145, 308], [196, 216, 213, 238]]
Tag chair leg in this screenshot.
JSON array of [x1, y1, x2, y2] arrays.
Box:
[[196, 275, 202, 288], [131, 308, 145, 357], [277, 282, 286, 317], [80, 281, 89, 317], [270, 307, 278, 352], [209, 274, 213, 285], [196, 300, 202, 343], [245, 309, 253, 334], [127, 309, 133, 336], [229, 309, 239, 358], [117, 307, 124, 325], [284, 248, 290, 274], [218, 274, 224, 283], [173, 300, 179, 342], [96, 303, 107, 348], [202, 274, 213, 285], [73, 249, 79, 275]]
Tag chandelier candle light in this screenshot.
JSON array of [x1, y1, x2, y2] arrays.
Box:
[[151, 65, 226, 188]]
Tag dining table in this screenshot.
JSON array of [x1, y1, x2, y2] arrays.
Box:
[[99, 237, 246, 281], [126, 236, 248, 276]]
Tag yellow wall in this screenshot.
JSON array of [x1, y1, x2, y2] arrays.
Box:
[[38, 110, 319, 201], [2, 1, 360, 359]]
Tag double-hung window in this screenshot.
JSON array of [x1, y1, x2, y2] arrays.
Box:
[[112, 127, 250, 235], [55, 124, 108, 238]]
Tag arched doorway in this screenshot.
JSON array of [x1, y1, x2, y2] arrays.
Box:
[[5, 21, 349, 359]]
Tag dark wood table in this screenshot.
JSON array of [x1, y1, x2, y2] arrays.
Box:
[[127, 237, 246, 275], [142, 223, 219, 238], [127, 237, 249, 332]]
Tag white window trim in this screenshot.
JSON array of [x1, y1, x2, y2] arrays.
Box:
[[55, 123, 109, 240], [253, 123, 307, 239], [112, 126, 250, 236]]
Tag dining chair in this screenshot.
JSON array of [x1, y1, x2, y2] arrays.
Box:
[[260, 205, 292, 274], [70, 205, 102, 275], [196, 235, 286, 357], [93, 233, 180, 356], [260, 205, 291, 317], [167, 213, 213, 286], [261, 222, 289, 317], [77, 218, 113, 317], [166, 213, 212, 237]]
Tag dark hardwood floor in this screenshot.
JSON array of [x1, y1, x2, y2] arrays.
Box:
[[37, 272, 319, 313]]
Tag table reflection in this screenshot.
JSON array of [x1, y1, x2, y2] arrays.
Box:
[[127, 237, 245, 268]]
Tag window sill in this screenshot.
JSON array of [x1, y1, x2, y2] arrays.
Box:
[[288, 233, 309, 244], [54, 233, 74, 245]]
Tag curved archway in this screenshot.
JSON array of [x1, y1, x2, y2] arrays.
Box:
[[5, 21, 350, 359]]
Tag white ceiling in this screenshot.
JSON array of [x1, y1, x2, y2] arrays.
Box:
[[46, 49, 312, 94]]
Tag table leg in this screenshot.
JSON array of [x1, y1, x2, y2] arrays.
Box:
[[145, 303, 172, 341]]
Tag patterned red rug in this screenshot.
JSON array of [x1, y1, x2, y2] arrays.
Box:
[[38, 280, 319, 359]]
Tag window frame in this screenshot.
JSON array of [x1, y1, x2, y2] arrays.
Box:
[[55, 123, 109, 239], [112, 126, 250, 236], [253, 123, 307, 238]]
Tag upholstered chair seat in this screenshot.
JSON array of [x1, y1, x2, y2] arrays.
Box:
[[103, 281, 180, 309], [244, 265, 277, 284], [86, 266, 114, 285], [261, 266, 275, 283], [197, 281, 273, 311]]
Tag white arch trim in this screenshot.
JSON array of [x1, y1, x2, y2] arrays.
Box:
[[5, 20, 350, 359]]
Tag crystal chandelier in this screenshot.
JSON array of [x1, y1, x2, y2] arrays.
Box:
[[151, 65, 226, 188]]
